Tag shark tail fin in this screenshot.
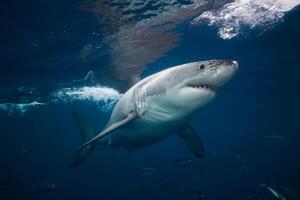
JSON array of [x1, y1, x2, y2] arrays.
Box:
[[70, 110, 96, 168]]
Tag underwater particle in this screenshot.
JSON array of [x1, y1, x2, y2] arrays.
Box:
[[20, 148, 28, 157], [182, 188, 208, 200], [190, 172, 201, 181], [262, 135, 285, 140], [144, 155, 154, 161], [234, 153, 241, 160], [141, 169, 155, 176], [193, 192, 208, 199], [172, 157, 193, 165], [32, 42, 39, 47], [33, 181, 57, 192], [142, 172, 155, 177], [161, 181, 175, 191], [142, 167, 156, 171], [242, 165, 254, 173]]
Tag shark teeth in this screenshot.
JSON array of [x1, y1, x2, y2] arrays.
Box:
[[187, 84, 217, 92]]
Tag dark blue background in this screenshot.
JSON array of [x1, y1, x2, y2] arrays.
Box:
[[0, 1, 299, 199]]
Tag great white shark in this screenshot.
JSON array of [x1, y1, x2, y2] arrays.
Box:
[[71, 59, 238, 167]]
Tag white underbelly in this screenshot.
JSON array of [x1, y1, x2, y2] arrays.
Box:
[[109, 106, 187, 148], [104, 95, 190, 148]]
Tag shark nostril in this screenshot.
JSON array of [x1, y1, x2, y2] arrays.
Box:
[[224, 60, 238, 69], [225, 60, 234, 65], [215, 60, 224, 65]]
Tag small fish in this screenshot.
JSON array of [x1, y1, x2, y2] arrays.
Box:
[[210, 150, 222, 157], [20, 148, 28, 156], [262, 135, 285, 140], [182, 188, 207, 199], [33, 181, 56, 192], [258, 184, 286, 200], [266, 186, 286, 200], [145, 156, 154, 161], [161, 181, 175, 191], [172, 157, 193, 165], [142, 172, 154, 177], [242, 165, 253, 173], [234, 153, 241, 160], [142, 167, 156, 171], [193, 193, 208, 200]]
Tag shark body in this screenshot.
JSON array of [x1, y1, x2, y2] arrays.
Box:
[[71, 60, 238, 167]]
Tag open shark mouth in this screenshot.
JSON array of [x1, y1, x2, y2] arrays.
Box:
[[187, 84, 217, 92]]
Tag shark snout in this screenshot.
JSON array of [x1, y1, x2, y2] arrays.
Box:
[[207, 59, 238, 88], [232, 60, 238, 69], [216, 60, 238, 69]]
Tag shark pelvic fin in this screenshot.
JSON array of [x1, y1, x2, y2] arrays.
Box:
[[70, 110, 96, 168], [76, 110, 138, 152], [177, 125, 205, 158]]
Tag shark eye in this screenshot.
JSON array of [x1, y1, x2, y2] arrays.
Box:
[[199, 64, 205, 70]]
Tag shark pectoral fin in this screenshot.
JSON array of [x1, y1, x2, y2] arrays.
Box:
[[76, 110, 138, 152], [177, 125, 205, 158]]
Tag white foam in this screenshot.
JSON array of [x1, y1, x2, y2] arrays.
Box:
[[0, 101, 46, 114], [0, 86, 121, 115], [52, 86, 122, 112], [192, 0, 300, 39]]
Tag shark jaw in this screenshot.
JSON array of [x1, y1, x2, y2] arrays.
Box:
[[186, 83, 217, 93]]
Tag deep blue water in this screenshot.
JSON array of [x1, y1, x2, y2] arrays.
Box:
[[0, 1, 300, 200]]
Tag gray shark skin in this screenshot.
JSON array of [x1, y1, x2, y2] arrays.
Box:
[[71, 59, 238, 167]]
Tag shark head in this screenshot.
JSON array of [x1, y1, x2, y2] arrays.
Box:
[[166, 59, 238, 112]]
